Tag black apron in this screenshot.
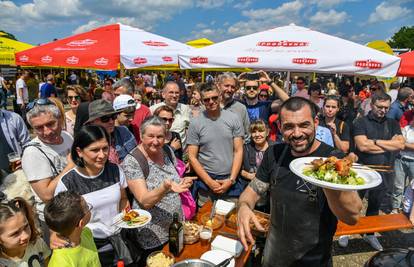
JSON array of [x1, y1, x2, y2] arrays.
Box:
[[262, 146, 333, 267]]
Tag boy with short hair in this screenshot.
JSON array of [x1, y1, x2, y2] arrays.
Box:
[[44, 191, 101, 267]]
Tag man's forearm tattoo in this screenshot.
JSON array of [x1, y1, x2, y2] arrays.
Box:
[[249, 178, 270, 195]]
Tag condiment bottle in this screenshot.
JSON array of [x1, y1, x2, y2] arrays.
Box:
[[169, 212, 184, 256]]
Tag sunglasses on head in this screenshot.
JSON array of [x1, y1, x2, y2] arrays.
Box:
[[246, 86, 258, 91], [67, 95, 81, 101], [202, 95, 219, 103], [99, 114, 118, 123], [26, 98, 54, 112]]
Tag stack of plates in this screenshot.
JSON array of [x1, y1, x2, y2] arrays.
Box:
[[215, 200, 235, 216]]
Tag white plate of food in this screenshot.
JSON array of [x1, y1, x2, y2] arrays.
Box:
[[112, 209, 151, 228], [289, 156, 383, 191]]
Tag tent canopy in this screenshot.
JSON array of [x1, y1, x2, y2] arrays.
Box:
[[397, 51, 414, 77], [15, 23, 193, 70], [179, 24, 401, 77], [0, 37, 33, 65], [186, 38, 214, 48]]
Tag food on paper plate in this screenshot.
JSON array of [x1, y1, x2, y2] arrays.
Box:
[[122, 209, 149, 226], [303, 156, 365, 185], [147, 251, 174, 267]]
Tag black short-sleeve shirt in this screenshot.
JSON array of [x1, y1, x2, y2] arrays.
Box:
[[352, 112, 402, 165]]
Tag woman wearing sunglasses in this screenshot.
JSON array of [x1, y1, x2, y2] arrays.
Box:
[[65, 85, 88, 136], [154, 105, 183, 160]]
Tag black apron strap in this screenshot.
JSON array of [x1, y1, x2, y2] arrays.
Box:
[[270, 145, 289, 186]]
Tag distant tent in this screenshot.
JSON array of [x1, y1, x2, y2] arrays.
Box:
[[0, 37, 33, 65], [186, 38, 214, 48]]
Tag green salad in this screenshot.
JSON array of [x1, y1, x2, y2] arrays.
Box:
[[303, 168, 365, 185]]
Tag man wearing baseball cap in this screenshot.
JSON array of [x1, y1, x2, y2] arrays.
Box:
[[86, 99, 136, 163], [113, 94, 136, 129]]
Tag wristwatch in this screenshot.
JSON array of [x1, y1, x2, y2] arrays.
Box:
[[229, 177, 237, 185]]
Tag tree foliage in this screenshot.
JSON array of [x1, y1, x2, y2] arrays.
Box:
[[387, 26, 414, 50], [0, 30, 17, 40]]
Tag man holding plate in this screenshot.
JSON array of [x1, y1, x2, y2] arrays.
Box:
[[237, 97, 362, 267]]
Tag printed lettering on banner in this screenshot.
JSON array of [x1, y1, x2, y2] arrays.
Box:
[[237, 57, 259, 63], [94, 57, 109, 66], [41, 55, 53, 63], [354, 60, 383, 69], [162, 56, 173, 62], [66, 39, 97, 47], [66, 56, 79, 65], [19, 55, 29, 62], [292, 58, 317, 65], [134, 57, 148, 64], [142, 41, 169, 47], [190, 57, 208, 64], [257, 40, 309, 47]]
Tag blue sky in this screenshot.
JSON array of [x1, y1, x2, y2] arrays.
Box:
[[0, 0, 413, 46]]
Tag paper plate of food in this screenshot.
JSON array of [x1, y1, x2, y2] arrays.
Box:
[[289, 156, 383, 191], [112, 208, 151, 229]]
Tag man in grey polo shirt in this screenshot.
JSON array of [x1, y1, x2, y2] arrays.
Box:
[[188, 83, 244, 206], [218, 72, 250, 141], [150, 81, 191, 145]]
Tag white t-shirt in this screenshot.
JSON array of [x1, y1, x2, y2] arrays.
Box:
[[0, 237, 51, 267], [16, 78, 28, 104], [388, 89, 398, 103], [0, 76, 4, 89], [54, 163, 127, 239], [22, 131, 73, 220], [400, 125, 414, 159]]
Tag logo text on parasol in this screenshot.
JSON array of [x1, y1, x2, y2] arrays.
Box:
[[190, 57, 208, 64], [41, 55, 53, 63], [133, 57, 148, 64], [237, 57, 259, 63], [66, 56, 79, 65], [94, 57, 109, 66], [257, 41, 309, 47], [162, 56, 173, 62], [66, 39, 98, 47], [292, 58, 317, 64], [143, 41, 169, 47], [354, 60, 383, 69], [19, 55, 29, 62]]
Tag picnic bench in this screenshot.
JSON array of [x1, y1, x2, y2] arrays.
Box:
[[335, 213, 413, 236]]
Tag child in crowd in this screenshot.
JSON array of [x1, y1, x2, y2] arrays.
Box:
[[0, 195, 51, 267], [402, 180, 414, 224], [44, 191, 100, 267]]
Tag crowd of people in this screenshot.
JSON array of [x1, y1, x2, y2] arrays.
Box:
[[0, 68, 413, 267]]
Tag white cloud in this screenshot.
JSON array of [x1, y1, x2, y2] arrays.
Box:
[[349, 33, 374, 43], [309, 9, 348, 27], [0, 0, 193, 34], [227, 0, 304, 36], [196, 0, 232, 9], [233, 0, 252, 9], [368, 1, 412, 23]]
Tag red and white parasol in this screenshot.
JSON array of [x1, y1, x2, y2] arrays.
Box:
[[179, 24, 401, 77], [15, 23, 193, 70]]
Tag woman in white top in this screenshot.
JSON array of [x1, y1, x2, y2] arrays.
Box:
[[54, 125, 129, 266]]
